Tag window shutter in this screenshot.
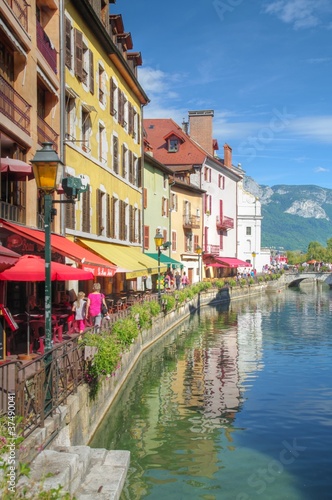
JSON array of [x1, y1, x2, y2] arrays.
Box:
[[129, 150, 134, 184], [129, 205, 134, 242], [118, 89, 123, 125], [122, 144, 127, 178], [74, 29, 83, 81], [137, 114, 141, 144], [143, 188, 147, 209], [143, 225, 149, 250], [138, 209, 141, 244], [82, 189, 90, 233], [110, 79, 115, 115], [89, 50, 94, 94], [137, 157, 142, 188], [65, 201, 75, 230], [110, 196, 116, 239], [172, 231, 177, 252], [106, 193, 111, 238], [194, 234, 199, 251], [65, 18, 72, 69], [166, 198, 169, 217], [96, 189, 103, 236], [113, 135, 119, 174]]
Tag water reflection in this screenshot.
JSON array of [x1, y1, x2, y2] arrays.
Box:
[[90, 284, 332, 500]]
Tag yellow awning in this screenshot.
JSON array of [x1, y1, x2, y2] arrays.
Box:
[[78, 239, 167, 279]]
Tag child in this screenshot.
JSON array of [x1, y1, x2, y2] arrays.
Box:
[[72, 291, 86, 334]]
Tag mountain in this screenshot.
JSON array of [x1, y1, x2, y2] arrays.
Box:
[[243, 177, 332, 252]]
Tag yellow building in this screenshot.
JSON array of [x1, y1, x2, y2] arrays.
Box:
[[63, 1, 160, 293]]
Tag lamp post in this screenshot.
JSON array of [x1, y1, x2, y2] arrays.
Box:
[[154, 229, 164, 303], [195, 245, 202, 282], [31, 142, 61, 352], [251, 251, 256, 273]]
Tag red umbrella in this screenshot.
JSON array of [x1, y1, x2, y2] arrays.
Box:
[[0, 254, 94, 281], [0, 245, 21, 272], [0, 157, 34, 180]]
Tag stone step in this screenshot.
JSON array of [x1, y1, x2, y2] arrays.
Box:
[[17, 446, 130, 499]]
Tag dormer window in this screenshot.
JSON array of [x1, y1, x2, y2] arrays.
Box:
[[169, 139, 179, 152]]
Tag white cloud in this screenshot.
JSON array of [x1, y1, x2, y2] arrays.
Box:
[[314, 166, 329, 173], [289, 116, 332, 143], [263, 0, 331, 29]]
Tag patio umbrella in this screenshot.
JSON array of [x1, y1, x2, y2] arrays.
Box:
[[0, 254, 94, 281], [0, 158, 34, 180], [0, 245, 21, 272]]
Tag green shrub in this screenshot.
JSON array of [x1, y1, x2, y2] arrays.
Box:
[[215, 279, 225, 289], [162, 294, 176, 312], [112, 317, 139, 346]]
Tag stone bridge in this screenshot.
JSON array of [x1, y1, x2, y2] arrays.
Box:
[[283, 271, 332, 287]]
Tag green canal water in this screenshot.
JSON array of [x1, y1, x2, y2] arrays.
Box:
[[90, 284, 332, 499]]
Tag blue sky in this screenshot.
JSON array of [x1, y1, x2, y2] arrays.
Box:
[[116, 1, 332, 189]]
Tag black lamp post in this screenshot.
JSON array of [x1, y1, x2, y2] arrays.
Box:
[[195, 245, 202, 282], [154, 229, 164, 302], [31, 142, 61, 352]]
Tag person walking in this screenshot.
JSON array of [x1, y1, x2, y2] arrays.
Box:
[[72, 291, 87, 334], [181, 272, 189, 287], [175, 272, 181, 290], [86, 283, 107, 333]]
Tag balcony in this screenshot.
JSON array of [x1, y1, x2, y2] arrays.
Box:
[[216, 215, 234, 230], [37, 115, 58, 149], [0, 75, 31, 134], [4, 0, 28, 31], [0, 201, 24, 223], [183, 215, 200, 229], [205, 244, 220, 255], [36, 19, 57, 74]]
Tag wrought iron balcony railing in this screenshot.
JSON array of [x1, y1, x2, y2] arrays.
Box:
[[4, 0, 28, 30], [36, 19, 57, 73], [37, 115, 58, 149], [216, 215, 234, 230], [183, 215, 200, 229], [0, 75, 31, 134]]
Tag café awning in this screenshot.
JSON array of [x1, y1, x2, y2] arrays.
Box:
[[215, 257, 252, 268], [145, 253, 183, 269], [0, 220, 117, 277], [78, 239, 167, 279]]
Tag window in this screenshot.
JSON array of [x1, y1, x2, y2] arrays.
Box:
[[119, 200, 127, 241], [81, 108, 91, 152], [110, 196, 118, 239], [143, 188, 148, 209], [171, 193, 178, 212], [204, 194, 212, 214], [218, 174, 225, 189], [82, 189, 91, 233], [204, 167, 211, 182], [168, 139, 178, 152], [99, 124, 106, 163], [74, 29, 83, 80], [246, 227, 252, 236], [98, 64, 106, 105], [161, 197, 168, 217], [129, 206, 140, 243], [65, 94, 76, 141]]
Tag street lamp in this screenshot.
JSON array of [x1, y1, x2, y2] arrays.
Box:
[[251, 251, 256, 272], [195, 245, 202, 282], [31, 142, 61, 352], [154, 229, 164, 302]]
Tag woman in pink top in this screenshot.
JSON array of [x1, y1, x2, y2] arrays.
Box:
[[86, 283, 107, 333]]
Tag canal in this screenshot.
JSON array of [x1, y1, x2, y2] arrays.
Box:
[[90, 284, 332, 499]]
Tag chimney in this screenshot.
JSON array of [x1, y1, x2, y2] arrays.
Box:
[[182, 118, 189, 135], [188, 110, 214, 155], [223, 143, 232, 168]]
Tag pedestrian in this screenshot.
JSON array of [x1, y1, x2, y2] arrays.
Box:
[[72, 291, 86, 334], [85, 283, 108, 333], [175, 272, 181, 290], [181, 272, 189, 287]]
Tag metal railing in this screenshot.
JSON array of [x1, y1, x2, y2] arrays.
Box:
[[4, 0, 28, 31], [0, 336, 85, 438], [183, 215, 200, 229], [0, 75, 31, 134], [37, 115, 58, 149], [216, 215, 234, 230], [36, 19, 57, 73]]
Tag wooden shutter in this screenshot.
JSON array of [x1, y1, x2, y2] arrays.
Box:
[[96, 189, 103, 236], [138, 209, 141, 244], [129, 150, 134, 184], [110, 79, 116, 115], [113, 135, 119, 174], [194, 234, 199, 251], [129, 205, 134, 242], [74, 29, 83, 80], [172, 231, 177, 252], [137, 157, 142, 187], [65, 201, 75, 230], [143, 225, 149, 249], [143, 188, 147, 209], [82, 189, 90, 233], [89, 50, 94, 94], [118, 89, 123, 125], [110, 196, 116, 239], [65, 18, 72, 69], [122, 144, 127, 177], [106, 193, 111, 238]]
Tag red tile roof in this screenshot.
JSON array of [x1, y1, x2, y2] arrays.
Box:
[[144, 118, 206, 167]]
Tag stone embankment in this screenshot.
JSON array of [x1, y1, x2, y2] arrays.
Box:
[[20, 283, 270, 498]]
